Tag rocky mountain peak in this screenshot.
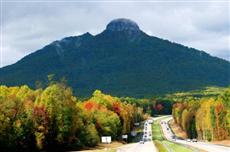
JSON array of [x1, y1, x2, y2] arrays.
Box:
[[106, 18, 140, 32]]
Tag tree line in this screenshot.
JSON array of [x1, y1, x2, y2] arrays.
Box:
[[172, 87, 230, 141], [120, 97, 173, 116], [0, 83, 146, 152]]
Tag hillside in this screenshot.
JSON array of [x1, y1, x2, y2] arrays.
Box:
[[0, 18, 229, 97], [163, 86, 228, 101]]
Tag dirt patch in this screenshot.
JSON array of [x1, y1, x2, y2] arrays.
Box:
[[95, 141, 125, 149], [79, 141, 124, 151], [169, 119, 187, 139], [212, 140, 230, 147]]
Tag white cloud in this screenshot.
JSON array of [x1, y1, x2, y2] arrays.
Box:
[[1, 1, 229, 67]]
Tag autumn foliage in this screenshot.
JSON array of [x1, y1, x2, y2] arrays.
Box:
[[0, 85, 145, 151], [172, 88, 230, 141]]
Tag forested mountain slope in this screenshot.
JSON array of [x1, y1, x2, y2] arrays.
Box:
[[1, 18, 229, 97]]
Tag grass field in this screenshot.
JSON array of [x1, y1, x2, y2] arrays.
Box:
[[154, 140, 168, 152], [152, 118, 193, 152], [152, 122, 165, 140]]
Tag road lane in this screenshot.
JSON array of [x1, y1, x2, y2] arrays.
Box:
[[117, 119, 157, 152], [160, 116, 230, 152]]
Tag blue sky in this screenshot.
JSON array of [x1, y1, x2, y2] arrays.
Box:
[[1, 0, 229, 67]]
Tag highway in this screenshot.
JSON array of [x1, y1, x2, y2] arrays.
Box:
[[117, 119, 157, 152], [160, 116, 230, 152]]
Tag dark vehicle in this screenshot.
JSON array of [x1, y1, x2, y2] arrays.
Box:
[[192, 139, 197, 142], [172, 135, 176, 141]]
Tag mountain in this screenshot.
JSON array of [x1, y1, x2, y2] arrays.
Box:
[[0, 18, 230, 98]]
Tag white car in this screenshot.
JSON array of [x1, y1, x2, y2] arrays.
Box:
[[148, 120, 153, 124], [186, 139, 191, 142], [139, 140, 144, 144], [192, 139, 197, 142]]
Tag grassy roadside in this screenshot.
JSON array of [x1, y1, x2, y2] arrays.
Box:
[[152, 118, 169, 152], [163, 140, 193, 152], [152, 117, 193, 152], [154, 140, 168, 152]]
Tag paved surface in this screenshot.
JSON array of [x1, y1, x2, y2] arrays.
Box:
[[117, 119, 157, 152], [160, 116, 230, 152]]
